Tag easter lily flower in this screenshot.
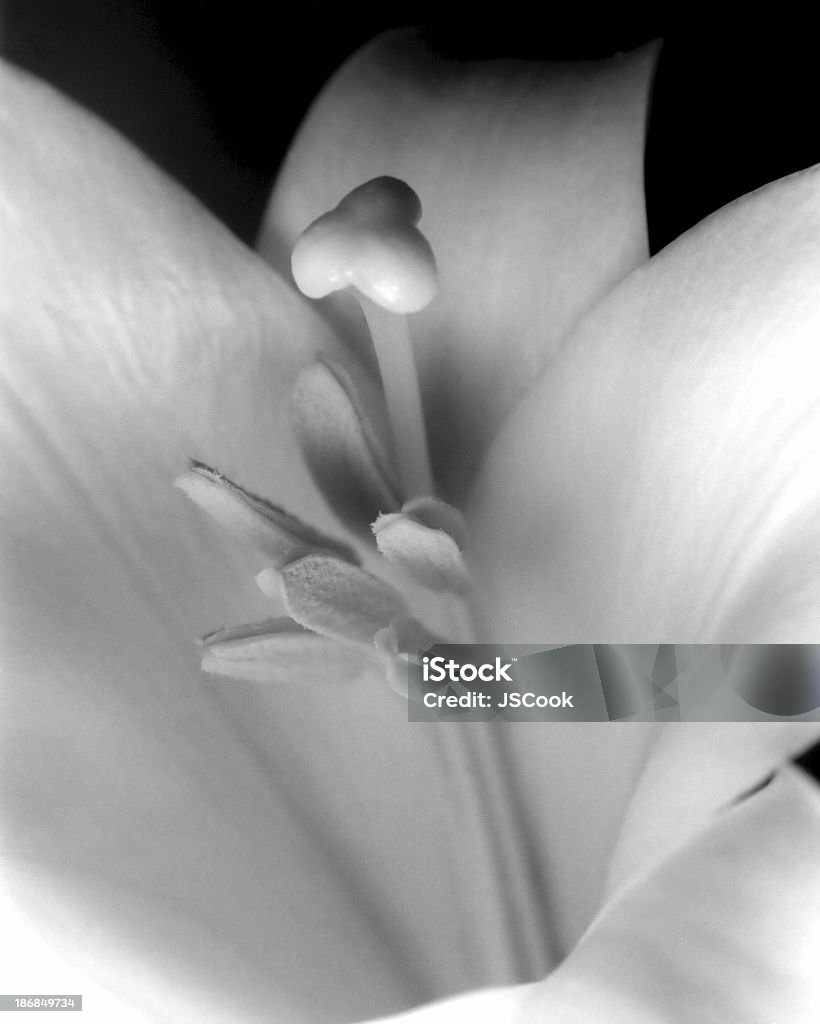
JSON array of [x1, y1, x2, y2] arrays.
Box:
[[1, 28, 820, 1024]]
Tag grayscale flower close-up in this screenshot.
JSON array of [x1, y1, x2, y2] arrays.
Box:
[[1, 13, 819, 1024]]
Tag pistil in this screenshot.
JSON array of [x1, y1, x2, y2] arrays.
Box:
[[358, 295, 432, 497], [291, 176, 437, 499]]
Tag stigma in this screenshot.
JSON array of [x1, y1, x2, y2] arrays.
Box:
[[291, 176, 437, 314]]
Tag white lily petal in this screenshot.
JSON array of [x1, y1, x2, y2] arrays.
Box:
[[361, 984, 533, 1023], [607, 716, 820, 895], [472, 165, 820, 642], [362, 762, 820, 1023], [523, 764, 820, 1022], [262, 30, 658, 493]]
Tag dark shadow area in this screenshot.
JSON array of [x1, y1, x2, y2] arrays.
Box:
[[646, 22, 820, 252], [4, 6, 817, 252], [795, 739, 820, 784]]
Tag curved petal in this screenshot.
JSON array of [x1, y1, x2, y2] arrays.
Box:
[[261, 30, 659, 495], [607, 718, 820, 895], [471, 164, 820, 642], [364, 762, 820, 1022], [523, 764, 820, 1023]]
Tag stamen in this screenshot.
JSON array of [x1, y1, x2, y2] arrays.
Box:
[[372, 499, 471, 594], [201, 618, 372, 685], [258, 554, 410, 648], [291, 176, 437, 498], [175, 460, 357, 566]]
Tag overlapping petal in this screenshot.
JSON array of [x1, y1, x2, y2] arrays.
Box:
[[262, 30, 659, 495], [371, 761, 820, 1023], [472, 164, 820, 642]]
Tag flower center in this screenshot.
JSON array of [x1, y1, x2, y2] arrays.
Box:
[[177, 177, 475, 694]]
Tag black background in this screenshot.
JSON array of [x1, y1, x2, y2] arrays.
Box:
[[2, 3, 818, 252]]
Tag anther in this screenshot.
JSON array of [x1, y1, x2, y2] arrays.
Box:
[[291, 177, 437, 498]]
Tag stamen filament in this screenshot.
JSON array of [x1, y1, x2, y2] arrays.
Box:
[[359, 294, 434, 498]]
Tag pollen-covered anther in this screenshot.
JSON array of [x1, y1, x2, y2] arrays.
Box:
[[257, 554, 409, 648], [291, 176, 437, 314], [175, 461, 357, 567], [372, 497, 471, 594]]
